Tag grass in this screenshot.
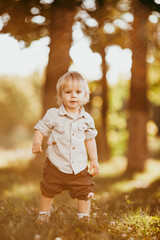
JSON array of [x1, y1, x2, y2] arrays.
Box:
[[0, 147, 160, 240], [0, 199, 160, 240], [109, 208, 160, 239]]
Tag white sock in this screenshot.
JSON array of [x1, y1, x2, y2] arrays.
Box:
[[39, 211, 50, 216], [78, 213, 89, 219]]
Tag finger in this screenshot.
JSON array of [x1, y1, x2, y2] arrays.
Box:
[[32, 148, 36, 154], [96, 170, 100, 176], [92, 169, 96, 176], [32, 147, 41, 154], [89, 166, 93, 174], [96, 168, 100, 175], [89, 164, 93, 171], [93, 168, 100, 176], [40, 146, 43, 153]]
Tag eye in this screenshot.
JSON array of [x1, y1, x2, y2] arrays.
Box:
[[77, 90, 82, 94], [65, 91, 71, 94]]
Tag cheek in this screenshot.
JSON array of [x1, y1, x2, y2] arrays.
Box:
[[82, 93, 86, 99], [61, 92, 66, 98], [79, 95, 85, 101], [62, 94, 70, 101]]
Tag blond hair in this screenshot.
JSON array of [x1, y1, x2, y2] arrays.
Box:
[[56, 71, 90, 105]]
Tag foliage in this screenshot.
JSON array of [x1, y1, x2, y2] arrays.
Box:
[[0, 73, 44, 147], [0, 0, 81, 45], [148, 49, 160, 106], [108, 79, 130, 156]]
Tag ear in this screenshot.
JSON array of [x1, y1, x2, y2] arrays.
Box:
[[59, 97, 63, 105], [57, 94, 63, 105]]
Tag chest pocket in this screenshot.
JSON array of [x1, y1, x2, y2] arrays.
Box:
[[75, 123, 88, 138], [78, 124, 87, 131]]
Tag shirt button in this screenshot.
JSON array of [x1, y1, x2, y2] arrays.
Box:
[[72, 146, 75, 149]]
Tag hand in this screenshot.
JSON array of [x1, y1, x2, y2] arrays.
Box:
[[32, 143, 43, 154], [89, 160, 100, 176]]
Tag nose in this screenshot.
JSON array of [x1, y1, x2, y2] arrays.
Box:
[[71, 92, 76, 97]]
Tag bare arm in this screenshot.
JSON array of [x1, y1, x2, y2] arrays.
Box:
[[85, 138, 99, 176], [32, 130, 44, 154]]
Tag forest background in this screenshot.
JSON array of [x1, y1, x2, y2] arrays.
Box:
[[0, 0, 160, 239]]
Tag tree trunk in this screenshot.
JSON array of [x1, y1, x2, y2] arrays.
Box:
[[97, 47, 110, 161], [43, 6, 75, 112], [30, 5, 75, 170], [127, 0, 149, 173], [93, 2, 110, 162]]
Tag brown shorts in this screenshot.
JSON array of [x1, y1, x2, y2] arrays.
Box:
[[40, 158, 95, 200]]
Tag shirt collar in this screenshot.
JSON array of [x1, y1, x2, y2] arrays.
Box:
[[58, 104, 87, 119], [58, 104, 67, 116]]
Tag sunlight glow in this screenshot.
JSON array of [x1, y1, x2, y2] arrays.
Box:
[[75, 10, 90, 21], [2, 13, 10, 24], [72, 22, 86, 42], [0, 13, 10, 30], [69, 41, 102, 81], [99, 157, 127, 177], [113, 180, 149, 192], [147, 120, 158, 136], [31, 15, 46, 24], [71, 22, 133, 84], [30, 7, 40, 15], [40, 0, 54, 4], [116, 2, 130, 11], [103, 23, 115, 34], [1, 20, 133, 84], [154, 0, 160, 4], [0, 148, 33, 168], [70, 20, 102, 81], [0, 17, 3, 30], [105, 45, 132, 86], [82, 0, 96, 11], [85, 18, 98, 28], [113, 159, 160, 193], [3, 182, 39, 199], [149, 14, 158, 24], [147, 55, 154, 63], [113, 19, 131, 30], [121, 12, 134, 23], [0, 34, 50, 77]]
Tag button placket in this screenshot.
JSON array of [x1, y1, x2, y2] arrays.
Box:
[[71, 120, 76, 170], [71, 121, 75, 150]]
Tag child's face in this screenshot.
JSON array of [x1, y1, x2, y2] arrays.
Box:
[[61, 80, 85, 111]]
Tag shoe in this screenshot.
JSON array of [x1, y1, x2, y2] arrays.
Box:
[[36, 213, 50, 224]]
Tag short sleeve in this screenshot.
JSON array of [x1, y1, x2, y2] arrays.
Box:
[[34, 109, 53, 137], [85, 116, 97, 140]]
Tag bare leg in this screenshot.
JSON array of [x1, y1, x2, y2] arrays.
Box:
[[39, 194, 53, 212], [77, 199, 90, 214], [36, 195, 53, 224]]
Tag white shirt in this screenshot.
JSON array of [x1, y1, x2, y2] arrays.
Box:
[[34, 104, 97, 174]]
